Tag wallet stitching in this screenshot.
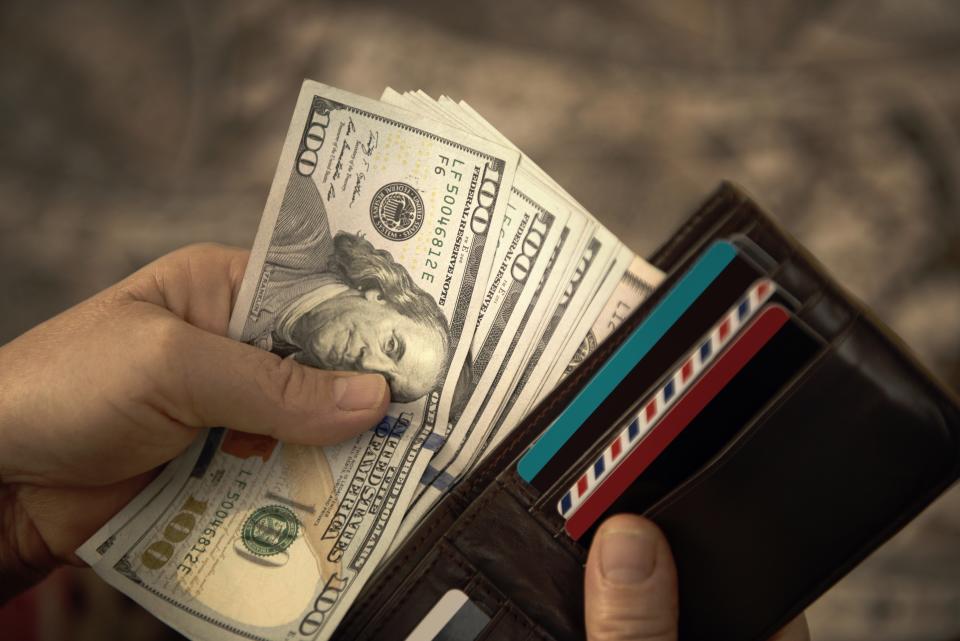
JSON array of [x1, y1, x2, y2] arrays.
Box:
[[500, 602, 540, 638], [472, 602, 545, 641], [472, 608, 511, 641], [468, 574, 504, 609], [663, 196, 751, 272], [649, 183, 743, 268]]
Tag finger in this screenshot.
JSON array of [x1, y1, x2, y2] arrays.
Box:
[[122, 243, 250, 336], [160, 318, 390, 445], [167, 243, 249, 334], [769, 615, 810, 641], [585, 514, 678, 641]]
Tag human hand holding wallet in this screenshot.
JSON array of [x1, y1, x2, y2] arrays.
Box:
[[581, 513, 810, 641], [337, 182, 960, 641]]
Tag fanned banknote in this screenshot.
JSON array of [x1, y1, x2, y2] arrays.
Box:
[[80, 81, 518, 641], [79, 80, 665, 641]]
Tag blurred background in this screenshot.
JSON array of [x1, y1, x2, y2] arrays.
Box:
[[0, 0, 958, 639]]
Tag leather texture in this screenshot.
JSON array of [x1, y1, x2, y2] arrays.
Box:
[[337, 182, 960, 641]]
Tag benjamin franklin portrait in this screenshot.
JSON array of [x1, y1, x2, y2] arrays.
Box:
[[245, 173, 451, 403]]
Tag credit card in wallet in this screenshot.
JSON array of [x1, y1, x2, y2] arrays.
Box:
[[403, 589, 490, 641], [564, 304, 820, 541], [521, 240, 777, 492], [558, 279, 777, 519]]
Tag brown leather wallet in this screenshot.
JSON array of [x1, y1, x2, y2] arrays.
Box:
[[336, 182, 960, 641]]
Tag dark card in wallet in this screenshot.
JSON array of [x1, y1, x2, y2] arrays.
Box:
[[336, 182, 960, 641]]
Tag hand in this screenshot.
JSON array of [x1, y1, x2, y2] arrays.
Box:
[[584, 514, 810, 641], [0, 243, 390, 600]]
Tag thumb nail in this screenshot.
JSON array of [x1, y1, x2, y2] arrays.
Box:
[[333, 374, 387, 411], [599, 525, 657, 584]]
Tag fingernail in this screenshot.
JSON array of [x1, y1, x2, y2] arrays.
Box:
[[599, 526, 657, 584], [333, 374, 386, 411]]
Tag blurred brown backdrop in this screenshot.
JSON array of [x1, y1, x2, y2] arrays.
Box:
[[1, 1, 959, 640]]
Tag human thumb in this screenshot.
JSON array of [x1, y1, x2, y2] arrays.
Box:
[[163, 319, 391, 445], [585, 514, 678, 641]]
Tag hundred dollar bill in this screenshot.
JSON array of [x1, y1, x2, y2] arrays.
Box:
[[81, 81, 519, 641], [453, 227, 609, 473], [397, 214, 608, 528], [428, 95, 619, 399], [430, 178, 569, 471]]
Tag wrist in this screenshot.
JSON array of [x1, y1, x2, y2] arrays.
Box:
[[0, 483, 58, 603]]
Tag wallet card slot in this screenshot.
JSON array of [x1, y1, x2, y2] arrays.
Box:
[[639, 333, 833, 519], [446, 476, 586, 641], [732, 231, 854, 343], [350, 539, 503, 641], [533, 386, 661, 516]]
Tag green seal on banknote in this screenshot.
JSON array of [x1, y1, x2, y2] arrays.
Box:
[[369, 182, 425, 241], [241, 505, 299, 556]]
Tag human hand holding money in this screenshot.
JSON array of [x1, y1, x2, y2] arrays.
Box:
[[0, 243, 390, 602]]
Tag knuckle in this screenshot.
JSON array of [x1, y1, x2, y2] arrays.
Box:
[[119, 313, 189, 410], [130, 313, 182, 374]]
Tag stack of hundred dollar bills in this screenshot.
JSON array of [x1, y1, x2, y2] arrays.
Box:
[[77, 81, 664, 641]]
